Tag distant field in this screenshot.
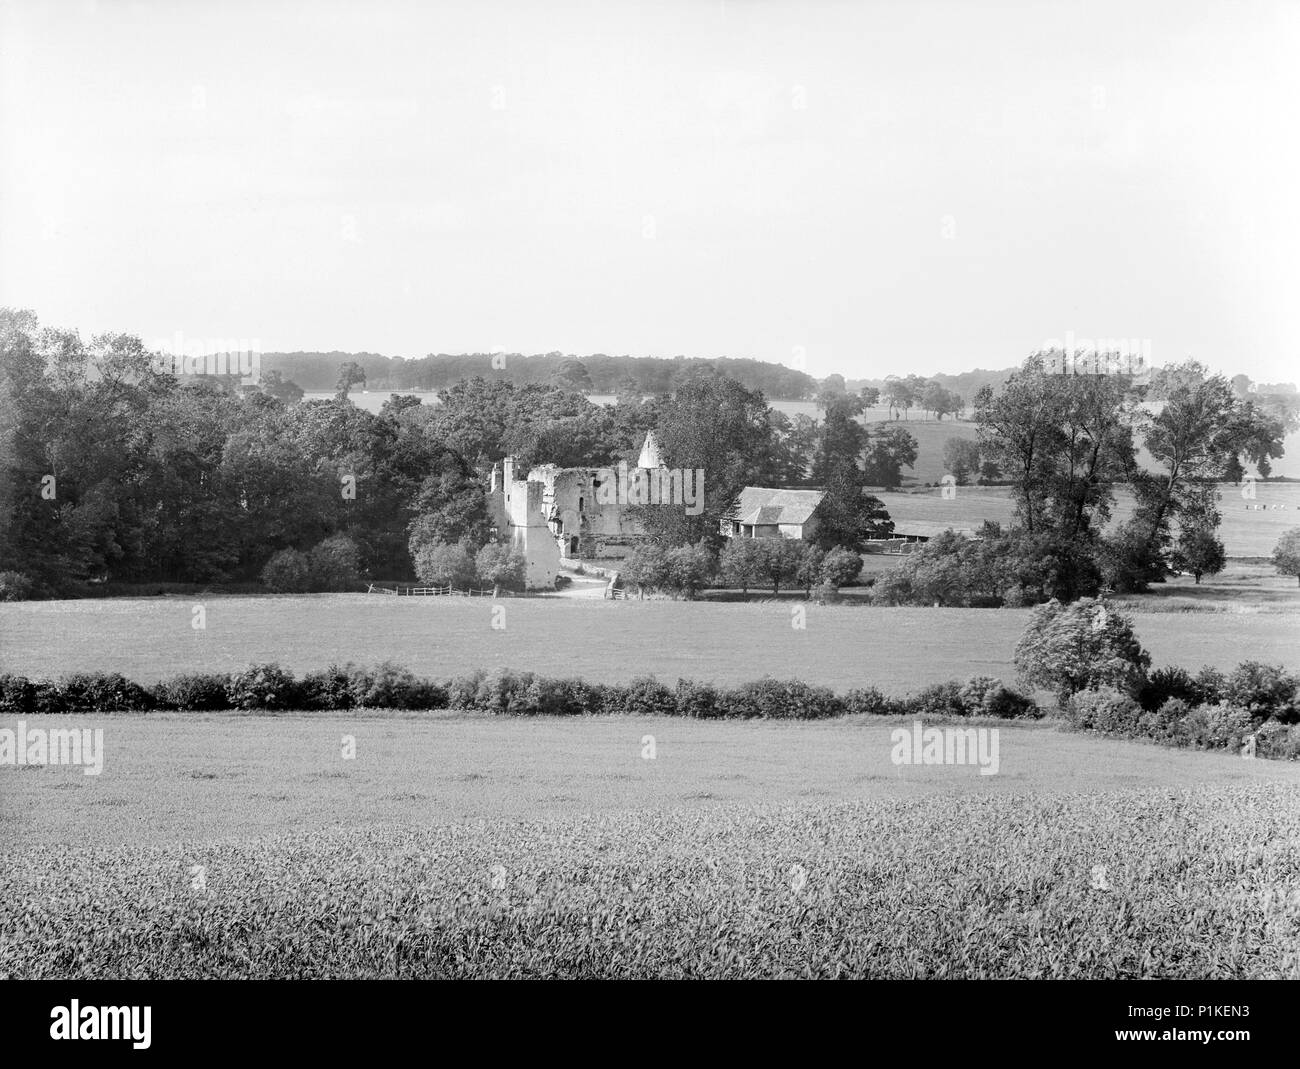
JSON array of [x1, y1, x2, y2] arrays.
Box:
[[4, 712, 1298, 978], [880, 481, 1300, 557], [2, 595, 1295, 692]]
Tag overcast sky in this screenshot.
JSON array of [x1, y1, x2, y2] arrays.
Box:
[[2, 0, 1297, 381]]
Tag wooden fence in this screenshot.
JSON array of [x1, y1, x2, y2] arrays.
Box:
[[367, 583, 496, 597]]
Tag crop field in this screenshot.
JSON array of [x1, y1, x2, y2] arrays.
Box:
[[1, 595, 1296, 693], [3, 712, 1299, 978]]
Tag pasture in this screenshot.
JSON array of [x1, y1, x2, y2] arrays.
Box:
[[880, 481, 1300, 557], [1, 595, 1296, 692]]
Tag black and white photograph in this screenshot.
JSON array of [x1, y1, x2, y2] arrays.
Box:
[[1, 0, 1297, 1051]]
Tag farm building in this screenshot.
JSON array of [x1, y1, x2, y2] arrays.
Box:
[[721, 487, 826, 541]]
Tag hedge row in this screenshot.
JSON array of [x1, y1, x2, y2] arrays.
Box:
[[0, 664, 1040, 721], [1064, 679, 1300, 760]]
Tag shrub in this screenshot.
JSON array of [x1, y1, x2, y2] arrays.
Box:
[[522, 677, 604, 716], [153, 673, 233, 711], [1180, 703, 1254, 751], [225, 663, 298, 711], [307, 534, 361, 592], [348, 662, 444, 710], [298, 665, 357, 710], [1192, 666, 1227, 707], [261, 549, 312, 593], [973, 682, 1039, 720], [475, 542, 526, 596], [412, 541, 477, 589], [912, 680, 968, 717], [1255, 721, 1300, 760], [1014, 597, 1150, 705], [445, 669, 487, 711], [0, 571, 35, 601], [817, 545, 863, 589], [607, 676, 677, 716], [473, 670, 539, 715], [674, 679, 723, 719], [0, 674, 36, 713], [958, 676, 1001, 715], [1137, 698, 1190, 741], [1138, 666, 1199, 713], [842, 687, 903, 716], [722, 678, 843, 720], [56, 672, 154, 712], [1064, 686, 1142, 734], [1222, 662, 1299, 724]]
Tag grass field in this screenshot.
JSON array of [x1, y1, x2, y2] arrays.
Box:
[[879, 482, 1300, 557], [1, 595, 1296, 692], [3, 711, 1299, 978]]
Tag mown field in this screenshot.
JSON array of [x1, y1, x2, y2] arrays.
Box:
[[1, 595, 1296, 692], [3, 712, 1299, 978]]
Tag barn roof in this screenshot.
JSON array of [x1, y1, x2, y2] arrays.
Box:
[[731, 487, 825, 527]]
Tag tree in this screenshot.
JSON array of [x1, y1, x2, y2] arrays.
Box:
[[550, 358, 593, 393], [261, 548, 311, 593], [308, 534, 361, 591], [1272, 528, 1300, 586], [719, 537, 765, 596], [859, 386, 881, 408], [815, 461, 893, 549], [475, 541, 526, 596], [862, 426, 918, 488], [922, 382, 961, 420], [1013, 597, 1151, 705], [1170, 525, 1225, 585], [942, 438, 982, 485], [335, 361, 366, 401], [412, 540, 476, 588], [664, 540, 717, 600], [621, 543, 671, 598], [756, 538, 804, 595], [260, 370, 305, 405], [819, 546, 863, 588], [793, 543, 826, 596]]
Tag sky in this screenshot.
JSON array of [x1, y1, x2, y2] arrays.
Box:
[[1, 0, 1297, 382]]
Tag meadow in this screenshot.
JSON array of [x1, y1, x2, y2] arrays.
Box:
[[3, 712, 1299, 978], [1, 595, 1296, 692]]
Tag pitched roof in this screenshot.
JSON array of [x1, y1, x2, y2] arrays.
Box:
[[730, 487, 825, 527], [637, 431, 664, 469]]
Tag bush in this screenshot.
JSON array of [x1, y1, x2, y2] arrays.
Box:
[[261, 549, 312, 593], [1179, 702, 1254, 751], [445, 669, 487, 711], [675, 679, 723, 719], [958, 676, 1001, 714], [297, 665, 357, 710], [820, 547, 864, 589], [348, 662, 445, 710], [523, 677, 604, 716], [0, 571, 35, 601], [412, 541, 477, 589], [1137, 698, 1189, 741], [153, 673, 233, 711], [1064, 686, 1142, 734], [1255, 721, 1300, 760], [606, 676, 678, 716], [307, 534, 361, 592], [1014, 597, 1150, 705], [956, 677, 1038, 719], [842, 687, 903, 716], [1138, 666, 1199, 713], [1192, 666, 1227, 707], [473, 670, 539, 715], [912, 680, 968, 717], [0, 674, 36, 713], [1222, 662, 1299, 724], [722, 678, 843, 720], [56, 672, 154, 712], [225, 663, 298, 711]]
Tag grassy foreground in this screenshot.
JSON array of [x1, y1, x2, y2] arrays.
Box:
[[4, 785, 1298, 978], [3, 713, 1299, 978]]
